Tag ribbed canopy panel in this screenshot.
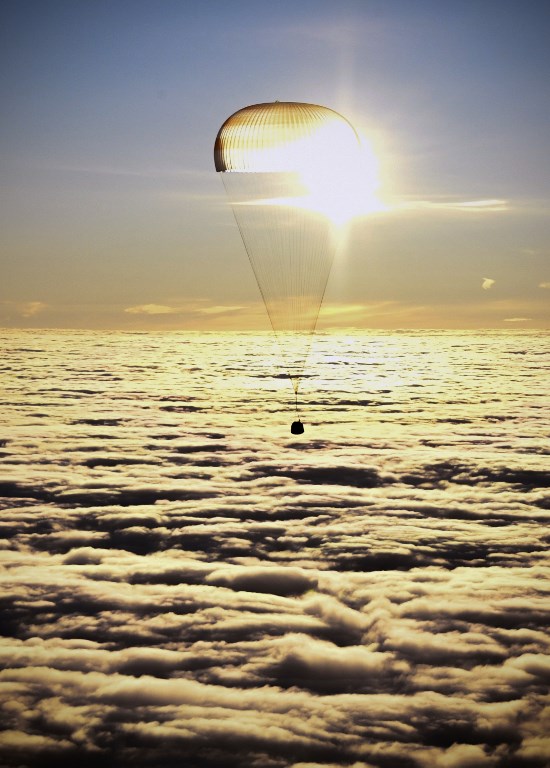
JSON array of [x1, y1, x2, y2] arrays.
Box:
[[214, 102, 358, 173]]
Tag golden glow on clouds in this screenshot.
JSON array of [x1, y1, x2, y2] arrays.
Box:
[[124, 302, 249, 319], [197, 304, 246, 315], [125, 304, 181, 315], [1, 294, 548, 331], [2, 326, 548, 766], [315, 299, 547, 330]]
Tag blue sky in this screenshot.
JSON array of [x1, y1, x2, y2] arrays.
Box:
[[1, 0, 549, 328]]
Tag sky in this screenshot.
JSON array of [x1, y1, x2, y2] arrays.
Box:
[[1, 0, 549, 330]]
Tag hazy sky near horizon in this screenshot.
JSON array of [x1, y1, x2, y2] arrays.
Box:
[[1, 0, 549, 330]]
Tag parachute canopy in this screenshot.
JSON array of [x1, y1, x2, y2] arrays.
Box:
[[214, 101, 359, 175], [215, 101, 361, 395]]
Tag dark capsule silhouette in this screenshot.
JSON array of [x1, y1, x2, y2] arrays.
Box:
[[291, 420, 304, 435]]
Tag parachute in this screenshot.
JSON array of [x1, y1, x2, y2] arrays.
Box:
[[214, 101, 361, 432]]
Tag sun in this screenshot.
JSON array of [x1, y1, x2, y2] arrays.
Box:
[[234, 131, 384, 228], [250, 128, 384, 227], [296, 131, 385, 226]]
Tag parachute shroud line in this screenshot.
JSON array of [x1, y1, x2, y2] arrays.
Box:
[[215, 101, 361, 432]]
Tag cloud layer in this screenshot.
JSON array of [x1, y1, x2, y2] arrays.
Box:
[[1, 328, 549, 768]]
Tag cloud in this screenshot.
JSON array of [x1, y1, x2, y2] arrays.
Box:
[[206, 566, 317, 596], [124, 303, 181, 315], [0, 730, 74, 756], [0, 300, 49, 318], [319, 303, 376, 318], [20, 301, 48, 317], [118, 300, 271, 329], [266, 634, 410, 693], [1, 328, 548, 767], [481, 277, 495, 290], [539, 281, 550, 289], [43, 161, 212, 182], [450, 199, 508, 211], [197, 305, 246, 316], [401, 198, 508, 213], [503, 317, 531, 323]]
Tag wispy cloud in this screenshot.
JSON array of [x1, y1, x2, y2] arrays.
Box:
[[0, 301, 48, 318], [401, 198, 508, 213], [451, 199, 508, 211], [124, 304, 182, 316], [319, 303, 375, 317], [121, 301, 261, 327], [41, 162, 211, 181], [20, 301, 48, 317], [503, 317, 532, 323], [124, 302, 246, 318], [482, 278, 495, 290], [539, 282, 550, 289], [196, 305, 246, 316]]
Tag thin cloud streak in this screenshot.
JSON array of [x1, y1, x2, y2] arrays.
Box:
[[125, 304, 182, 316], [397, 198, 509, 213]]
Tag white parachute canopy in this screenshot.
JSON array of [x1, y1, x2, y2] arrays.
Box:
[[214, 101, 361, 395]]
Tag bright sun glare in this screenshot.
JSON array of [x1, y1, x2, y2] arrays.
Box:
[[298, 133, 384, 226], [241, 124, 384, 227]]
